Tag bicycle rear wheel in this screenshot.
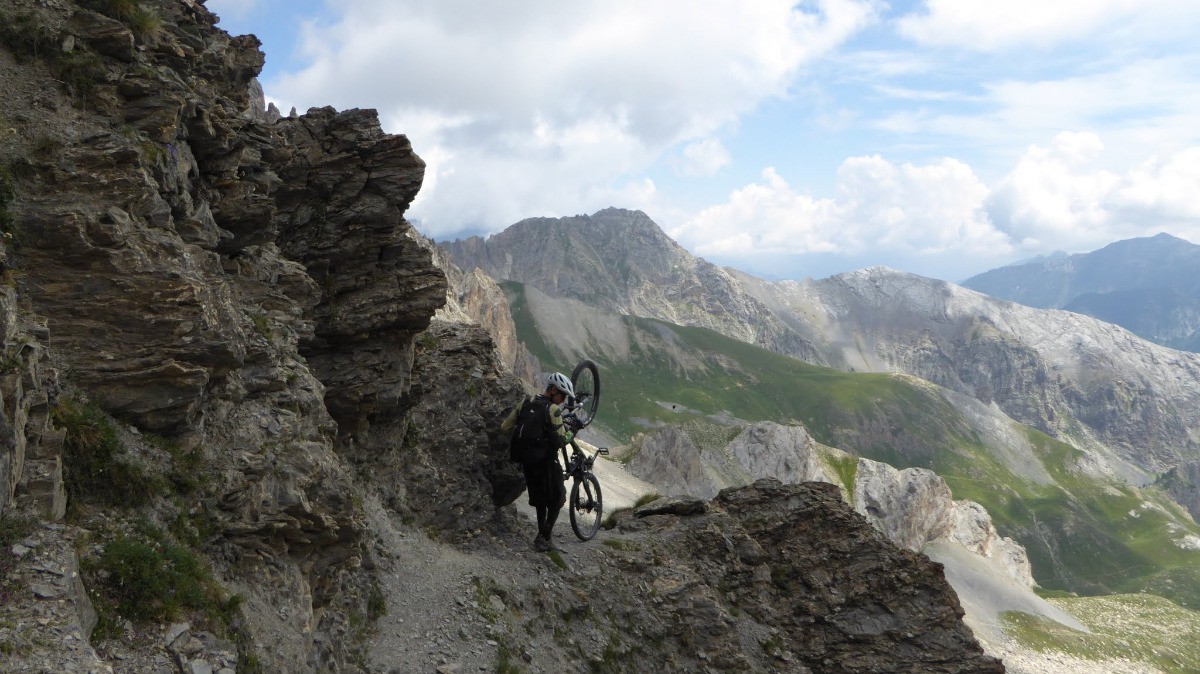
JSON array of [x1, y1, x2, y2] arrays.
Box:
[[569, 473, 603, 541], [570, 359, 600, 428]]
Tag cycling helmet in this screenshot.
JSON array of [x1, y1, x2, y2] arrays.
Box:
[[546, 372, 575, 399]]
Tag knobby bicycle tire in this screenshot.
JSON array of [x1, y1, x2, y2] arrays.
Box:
[[569, 473, 603, 541], [570, 359, 600, 428]]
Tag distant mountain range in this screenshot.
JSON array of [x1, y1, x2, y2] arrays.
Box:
[[962, 232, 1200, 351], [444, 212, 1200, 479]]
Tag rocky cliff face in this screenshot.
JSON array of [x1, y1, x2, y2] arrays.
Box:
[[424, 232, 541, 388], [605, 478, 1005, 673], [0, 0, 445, 670]]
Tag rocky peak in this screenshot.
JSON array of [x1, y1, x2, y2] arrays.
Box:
[[440, 208, 824, 362]]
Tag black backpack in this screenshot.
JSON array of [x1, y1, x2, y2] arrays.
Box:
[[508, 396, 554, 464]]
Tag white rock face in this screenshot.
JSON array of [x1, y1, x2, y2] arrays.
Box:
[[948, 501, 1035, 588], [1178, 534, 1200, 551], [853, 461, 956, 552], [726, 423, 828, 486], [626, 426, 727, 499], [850, 461, 1033, 588]]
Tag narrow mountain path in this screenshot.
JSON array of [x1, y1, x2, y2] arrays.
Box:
[[364, 492, 622, 674]]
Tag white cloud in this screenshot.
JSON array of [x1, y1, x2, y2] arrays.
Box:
[[867, 58, 1200, 186], [264, 0, 880, 236], [986, 133, 1120, 249], [676, 133, 1200, 277], [987, 136, 1200, 249], [673, 156, 1006, 261], [896, 0, 1198, 51], [1111, 149, 1200, 228]]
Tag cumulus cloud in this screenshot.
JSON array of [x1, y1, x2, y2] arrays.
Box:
[[674, 133, 1200, 278], [264, 0, 879, 236], [988, 135, 1200, 250], [1110, 149, 1200, 227], [896, 0, 1198, 51], [986, 133, 1119, 249], [672, 156, 1006, 261]]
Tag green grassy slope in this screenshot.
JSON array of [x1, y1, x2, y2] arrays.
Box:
[[505, 281, 1200, 603], [1003, 593, 1200, 672]]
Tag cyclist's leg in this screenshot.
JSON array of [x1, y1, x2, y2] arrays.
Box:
[[542, 463, 568, 548]]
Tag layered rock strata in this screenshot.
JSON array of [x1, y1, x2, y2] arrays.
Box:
[[0, 0, 443, 669]]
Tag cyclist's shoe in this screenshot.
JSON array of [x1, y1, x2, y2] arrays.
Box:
[[533, 535, 550, 551]]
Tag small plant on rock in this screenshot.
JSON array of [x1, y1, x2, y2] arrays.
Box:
[[84, 522, 239, 640], [0, 513, 36, 607], [76, 0, 161, 36], [0, 10, 58, 62], [53, 397, 162, 511]]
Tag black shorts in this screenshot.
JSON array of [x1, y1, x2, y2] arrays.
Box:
[[523, 459, 566, 508]]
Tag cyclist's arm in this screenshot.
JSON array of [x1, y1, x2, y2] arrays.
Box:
[[499, 395, 526, 434], [548, 402, 573, 447]]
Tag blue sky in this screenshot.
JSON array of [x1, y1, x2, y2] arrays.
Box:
[[207, 0, 1200, 282]]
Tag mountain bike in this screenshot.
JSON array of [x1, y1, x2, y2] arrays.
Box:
[[560, 359, 604, 541]]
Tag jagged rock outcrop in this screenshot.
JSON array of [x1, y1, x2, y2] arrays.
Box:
[[269, 105, 447, 452], [368, 318, 528, 536], [0, 0, 445, 670], [855, 459, 957, 551], [626, 421, 829, 500], [607, 478, 1006, 673]]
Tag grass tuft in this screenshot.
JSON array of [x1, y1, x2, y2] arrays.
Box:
[[53, 398, 163, 510], [84, 522, 242, 640], [0, 10, 58, 62], [77, 0, 161, 36], [0, 514, 37, 607]]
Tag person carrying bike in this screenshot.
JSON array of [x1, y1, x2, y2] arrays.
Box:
[[502, 372, 582, 552]]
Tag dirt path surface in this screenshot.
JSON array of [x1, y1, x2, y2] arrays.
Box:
[[364, 489, 624, 674]]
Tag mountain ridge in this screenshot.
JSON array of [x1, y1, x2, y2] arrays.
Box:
[[962, 232, 1200, 350], [443, 210, 1200, 483]]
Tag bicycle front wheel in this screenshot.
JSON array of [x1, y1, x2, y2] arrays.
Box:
[[569, 473, 603, 541], [570, 359, 600, 428]]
